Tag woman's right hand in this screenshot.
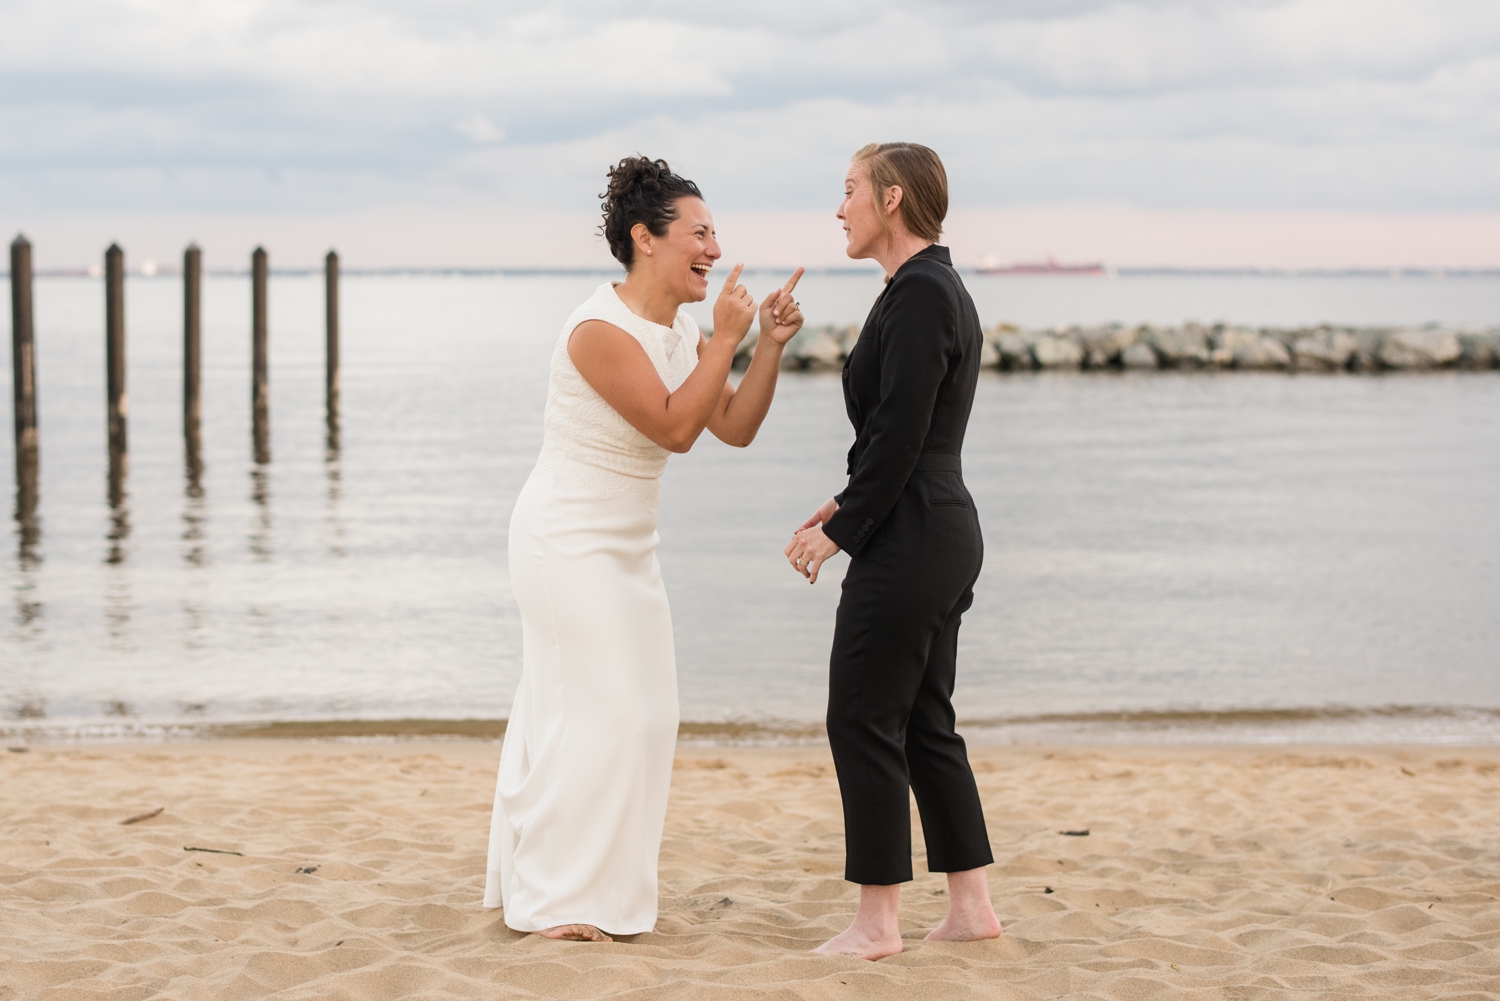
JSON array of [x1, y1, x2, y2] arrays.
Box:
[[712, 263, 756, 349], [797, 497, 839, 533]]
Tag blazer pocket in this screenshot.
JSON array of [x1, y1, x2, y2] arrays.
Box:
[[928, 471, 971, 507]]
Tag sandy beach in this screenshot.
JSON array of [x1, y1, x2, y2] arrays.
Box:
[[3, 741, 1498, 999]]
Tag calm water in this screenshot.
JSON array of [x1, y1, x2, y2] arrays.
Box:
[[3, 271, 1499, 742]]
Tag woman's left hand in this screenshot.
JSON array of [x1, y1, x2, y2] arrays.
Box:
[[758, 268, 806, 346], [785, 524, 840, 583]]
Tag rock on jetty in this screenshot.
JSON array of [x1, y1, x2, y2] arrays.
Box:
[[730, 322, 1500, 373], [731, 324, 859, 371]]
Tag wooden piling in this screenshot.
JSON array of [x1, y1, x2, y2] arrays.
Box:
[[105, 244, 127, 457], [183, 244, 201, 437], [10, 234, 38, 536], [251, 246, 269, 463], [10, 234, 37, 463], [325, 249, 339, 414], [181, 246, 204, 549]]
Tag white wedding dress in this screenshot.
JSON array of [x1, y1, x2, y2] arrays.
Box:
[[484, 282, 700, 935]]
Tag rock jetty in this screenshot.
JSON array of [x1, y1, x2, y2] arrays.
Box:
[[730, 322, 1500, 373]]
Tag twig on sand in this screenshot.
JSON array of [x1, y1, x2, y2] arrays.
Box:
[[1060, 829, 1090, 836], [185, 846, 243, 856], [120, 807, 164, 825]]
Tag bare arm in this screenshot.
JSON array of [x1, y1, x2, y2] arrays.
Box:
[[707, 268, 805, 447], [568, 264, 757, 453]]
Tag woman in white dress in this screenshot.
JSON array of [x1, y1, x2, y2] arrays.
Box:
[[484, 157, 805, 942]]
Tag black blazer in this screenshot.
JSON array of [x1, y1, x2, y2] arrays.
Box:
[[822, 245, 982, 558]]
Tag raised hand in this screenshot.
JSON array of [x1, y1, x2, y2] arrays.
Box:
[[712, 263, 756, 349], [758, 267, 806, 346]]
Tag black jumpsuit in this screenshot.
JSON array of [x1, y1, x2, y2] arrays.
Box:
[[820, 244, 993, 886]]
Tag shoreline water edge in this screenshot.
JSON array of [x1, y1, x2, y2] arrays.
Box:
[[7, 705, 1500, 747]]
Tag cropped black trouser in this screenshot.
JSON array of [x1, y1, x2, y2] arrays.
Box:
[[827, 454, 994, 885]]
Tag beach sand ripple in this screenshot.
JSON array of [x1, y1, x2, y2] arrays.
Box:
[[2, 744, 1498, 999]]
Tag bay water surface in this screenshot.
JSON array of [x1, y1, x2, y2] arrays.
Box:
[[3, 271, 1498, 743]]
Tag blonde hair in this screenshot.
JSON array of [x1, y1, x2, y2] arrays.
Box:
[[852, 142, 948, 243]]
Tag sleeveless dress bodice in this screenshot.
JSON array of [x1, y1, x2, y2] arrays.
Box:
[[537, 282, 700, 490]]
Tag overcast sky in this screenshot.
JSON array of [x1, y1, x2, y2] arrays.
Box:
[[2, 0, 1498, 267]]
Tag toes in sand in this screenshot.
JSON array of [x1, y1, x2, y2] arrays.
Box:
[[924, 914, 1003, 942], [812, 928, 904, 961], [539, 924, 612, 942]]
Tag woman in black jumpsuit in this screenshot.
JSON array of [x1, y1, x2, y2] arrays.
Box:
[[786, 143, 1000, 959]]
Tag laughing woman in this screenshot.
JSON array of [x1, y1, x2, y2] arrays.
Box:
[[785, 143, 1001, 960], [485, 157, 804, 941]]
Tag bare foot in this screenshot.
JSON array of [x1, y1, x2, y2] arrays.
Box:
[[813, 925, 904, 961], [924, 909, 1002, 942], [539, 924, 612, 942], [926, 866, 1003, 942]]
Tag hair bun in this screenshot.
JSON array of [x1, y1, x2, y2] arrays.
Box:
[[599, 156, 703, 268], [604, 156, 669, 203]]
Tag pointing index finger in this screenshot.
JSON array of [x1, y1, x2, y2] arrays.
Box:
[[720, 262, 744, 296], [782, 267, 805, 295]]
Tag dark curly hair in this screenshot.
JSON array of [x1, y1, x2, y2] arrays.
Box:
[[599, 156, 703, 269]]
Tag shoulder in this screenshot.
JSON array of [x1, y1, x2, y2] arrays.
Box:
[[564, 282, 630, 331], [565, 284, 654, 351], [566, 287, 637, 348], [879, 263, 960, 330], [886, 259, 957, 304]]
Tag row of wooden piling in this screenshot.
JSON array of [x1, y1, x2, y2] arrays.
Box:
[[8, 234, 340, 486]]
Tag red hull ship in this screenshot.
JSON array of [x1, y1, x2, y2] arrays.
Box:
[[975, 256, 1106, 276]]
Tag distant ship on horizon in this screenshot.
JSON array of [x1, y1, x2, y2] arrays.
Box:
[[974, 255, 1107, 276]]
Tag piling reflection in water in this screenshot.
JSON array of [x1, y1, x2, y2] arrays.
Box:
[[14, 456, 39, 567], [247, 457, 274, 647], [103, 451, 132, 647], [181, 432, 208, 652], [182, 432, 207, 568], [12, 457, 43, 680], [324, 407, 345, 560], [248, 462, 272, 563], [105, 451, 129, 566]]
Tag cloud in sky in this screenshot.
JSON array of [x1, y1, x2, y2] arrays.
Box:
[[2, 0, 1498, 266]]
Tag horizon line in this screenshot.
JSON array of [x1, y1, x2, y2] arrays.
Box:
[[7, 265, 1500, 280]]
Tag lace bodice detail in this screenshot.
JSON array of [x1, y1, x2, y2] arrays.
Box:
[[537, 282, 700, 486]]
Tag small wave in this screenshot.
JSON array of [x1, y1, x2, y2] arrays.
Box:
[[3, 706, 1497, 746], [963, 705, 1500, 727], [958, 705, 1500, 745]]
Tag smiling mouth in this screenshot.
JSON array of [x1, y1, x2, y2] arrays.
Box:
[[690, 263, 712, 277]]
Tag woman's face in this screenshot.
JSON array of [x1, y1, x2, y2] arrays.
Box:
[[838, 163, 884, 261], [635, 196, 722, 302]]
